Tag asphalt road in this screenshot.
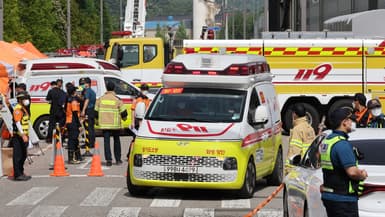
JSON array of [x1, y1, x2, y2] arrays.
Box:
[[0, 136, 289, 217]]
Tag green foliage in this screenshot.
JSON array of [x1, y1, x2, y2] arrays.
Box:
[[175, 22, 189, 40], [155, 24, 167, 42]]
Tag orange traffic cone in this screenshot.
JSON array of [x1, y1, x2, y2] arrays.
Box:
[[50, 142, 70, 176], [87, 141, 104, 176], [7, 168, 14, 180]]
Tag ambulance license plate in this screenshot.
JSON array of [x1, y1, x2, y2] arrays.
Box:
[[164, 166, 198, 173]]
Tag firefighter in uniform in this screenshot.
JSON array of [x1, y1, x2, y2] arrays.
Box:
[[320, 108, 368, 217], [12, 91, 32, 181], [285, 103, 315, 174], [65, 85, 82, 164], [95, 82, 127, 166], [131, 83, 151, 131]]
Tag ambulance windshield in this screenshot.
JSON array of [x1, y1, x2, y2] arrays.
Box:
[[146, 88, 246, 122]]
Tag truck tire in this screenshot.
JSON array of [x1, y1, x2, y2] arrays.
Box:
[[283, 103, 320, 132], [327, 99, 353, 126], [34, 116, 50, 139]]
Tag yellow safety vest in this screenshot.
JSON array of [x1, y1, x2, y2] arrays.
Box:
[[95, 92, 126, 130], [14, 104, 30, 136]]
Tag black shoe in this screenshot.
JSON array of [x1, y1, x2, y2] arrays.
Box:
[[14, 175, 31, 181], [116, 160, 123, 165], [106, 161, 112, 166]]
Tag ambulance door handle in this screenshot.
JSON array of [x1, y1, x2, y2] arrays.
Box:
[[133, 79, 141, 82]]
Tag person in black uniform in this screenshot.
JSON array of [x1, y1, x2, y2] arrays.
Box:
[[46, 81, 66, 143]]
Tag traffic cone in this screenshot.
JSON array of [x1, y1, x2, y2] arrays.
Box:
[[50, 142, 70, 177], [87, 141, 104, 176], [7, 168, 14, 180]]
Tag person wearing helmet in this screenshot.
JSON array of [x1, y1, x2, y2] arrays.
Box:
[[131, 83, 151, 131], [65, 85, 83, 164], [11, 91, 32, 181], [367, 99, 385, 128]]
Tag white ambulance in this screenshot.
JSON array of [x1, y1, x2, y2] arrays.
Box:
[[15, 57, 143, 138], [127, 53, 283, 198]]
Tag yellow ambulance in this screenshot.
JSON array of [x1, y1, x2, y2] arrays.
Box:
[[127, 53, 283, 198]]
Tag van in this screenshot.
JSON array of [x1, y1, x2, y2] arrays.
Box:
[[16, 57, 143, 139], [127, 53, 283, 198]]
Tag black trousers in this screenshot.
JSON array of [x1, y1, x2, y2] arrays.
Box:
[[67, 123, 79, 152], [47, 111, 65, 142], [103, 130, 121, 162], [12, 135, 27, 178], [322, 199, 359, 217], [85, 108, 95, 148]]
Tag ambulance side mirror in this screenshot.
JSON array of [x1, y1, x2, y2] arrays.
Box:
[[253, 105, 269, 125]]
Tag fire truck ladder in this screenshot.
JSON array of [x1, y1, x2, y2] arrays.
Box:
[[133, 0, 140, 33]]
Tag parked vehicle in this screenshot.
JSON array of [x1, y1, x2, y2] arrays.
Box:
[[283, 128, 385, 217]]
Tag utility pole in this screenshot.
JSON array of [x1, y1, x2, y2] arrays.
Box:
[[67, 0, 71, 49], [100, 0, 103, 44], [119, 0, 123, 31], [0, 0, 3, 40], [243, 0, 246, 39], [224, 0, 228, 39]]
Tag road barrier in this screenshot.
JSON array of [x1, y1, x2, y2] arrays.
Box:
[[243, 183, 284, 217]]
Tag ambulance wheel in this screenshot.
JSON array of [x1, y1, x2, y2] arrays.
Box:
[[239, 159, 256, 198], [34, 116, 50, 139], [126, 165, 149, 196], [267, 147, 283, 186]]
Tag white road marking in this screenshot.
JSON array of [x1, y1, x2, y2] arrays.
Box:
[[150, 198, 181, 207], [77, 158, 92, 169], [256, 209, 283, 217], [221, 199, 250, 208], [7, 187, 58, 206], [107, 207, 141, 217], [183, 208, 215, 217], [26, 205, 68, 217], [80, 187, 121, 206]]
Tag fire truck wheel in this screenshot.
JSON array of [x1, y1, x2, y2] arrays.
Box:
[[126, 165, 149, 196], [283, 103, 320, 132], [34, 116, 50, 139], [327, 99, 354, 126], [239, 159, 256, 198]]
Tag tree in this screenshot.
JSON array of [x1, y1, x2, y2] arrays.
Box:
[[155, 24, 166, 41], [175, 21, 189, 40], [3, 0, 31, 42]]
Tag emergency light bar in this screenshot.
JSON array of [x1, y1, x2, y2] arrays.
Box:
[[111, 31, 132, 37], [164, 62, 270, 76]]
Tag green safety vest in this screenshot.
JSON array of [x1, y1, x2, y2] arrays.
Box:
[[320, 135, 363, 196]]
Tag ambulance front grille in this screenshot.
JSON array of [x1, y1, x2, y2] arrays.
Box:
[[143, 155, 222, 167], [134, 171, 236, 182], [134, 155, 237, 182]]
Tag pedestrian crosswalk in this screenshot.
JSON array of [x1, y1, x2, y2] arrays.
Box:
[[4, 185, 283, 217]]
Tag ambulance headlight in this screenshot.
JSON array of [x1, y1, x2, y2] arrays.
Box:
[[133, 154, 143, 167], [223, 157, 237, 170]]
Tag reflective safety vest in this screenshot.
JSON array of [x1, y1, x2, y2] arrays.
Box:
[[320, 135, 363, 196], [95, 92, 126, 130], [13, 104, 29, 136]]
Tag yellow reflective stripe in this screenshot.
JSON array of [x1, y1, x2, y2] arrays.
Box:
[[290, 139, 303, 148], [101, 100, 116, 106]]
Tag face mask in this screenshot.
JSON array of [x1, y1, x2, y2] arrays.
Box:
[[23, 99, 30, 106], [350, 121, 356, 132], [371, 108, 382, 117]]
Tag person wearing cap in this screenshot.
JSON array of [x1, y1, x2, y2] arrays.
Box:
[[367, 99, 385, 128], [320, 108, 368, 217], [79, 77, 96, 149], [11, 91, 32, 181], [285, 103, 315, 175], [352, 93, 370, 128]]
